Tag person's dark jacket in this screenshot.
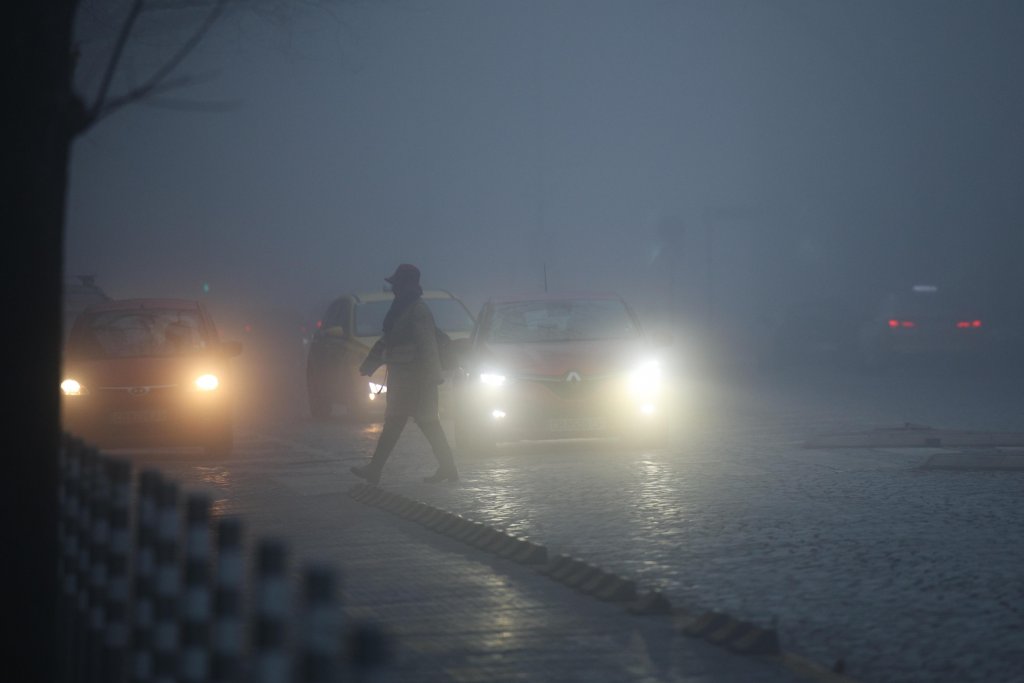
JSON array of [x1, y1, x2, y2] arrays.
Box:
[[360, 295, 443, 386]]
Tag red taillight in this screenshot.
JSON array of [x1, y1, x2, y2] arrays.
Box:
[[889, 319, 915, 328], [956, 320, 982, 329]]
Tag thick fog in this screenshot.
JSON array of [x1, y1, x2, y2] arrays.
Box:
[[66, 0, 1024, 352]]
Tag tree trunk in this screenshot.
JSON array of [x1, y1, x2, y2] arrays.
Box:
[[8, 2, 81, 680]]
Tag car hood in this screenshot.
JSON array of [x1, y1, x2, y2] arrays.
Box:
[[64, 355, 226, 387], [478, 339, 654, 379]]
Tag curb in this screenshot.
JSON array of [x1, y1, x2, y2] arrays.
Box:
[[348, 484, 860, 682], [347, 486, 656, 611], [676, 610, 859, 681]]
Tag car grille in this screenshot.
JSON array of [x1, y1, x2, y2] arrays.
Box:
[[95, 384, 178, 407], [518, 374, 619, 402]]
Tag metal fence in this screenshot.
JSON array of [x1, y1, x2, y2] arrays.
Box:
[[57, 434, 377, 683]]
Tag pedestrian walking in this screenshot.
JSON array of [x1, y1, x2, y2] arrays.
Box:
[[350, 264, 460, 485]]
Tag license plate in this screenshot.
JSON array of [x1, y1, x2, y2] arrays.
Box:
[[547, 417, 607, 433], [110, 410, 168, 424]]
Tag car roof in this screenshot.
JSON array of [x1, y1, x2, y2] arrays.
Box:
[[484, 291, 626, 305], [348, 289, 459, 304], [82, 298, 204, 312]]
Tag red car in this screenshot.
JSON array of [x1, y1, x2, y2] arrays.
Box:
[[451, 292, 674, 452], [61, 298, 242, 456]]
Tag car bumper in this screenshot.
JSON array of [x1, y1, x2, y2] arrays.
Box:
[[456, 375, 667, 442], [62, 388, 231, 448]]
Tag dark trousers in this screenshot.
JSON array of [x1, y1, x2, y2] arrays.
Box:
[[367, 415, 457, 475]]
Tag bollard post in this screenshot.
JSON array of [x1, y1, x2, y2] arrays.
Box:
[[86, 451, 112, 682], [58, 437, 84, 683], [296, 565, 343, 683], [102, 457, 133, 683], [211, 517, 245, 683], [73, 448, 98, 682], [252, 538, 291, 683], [180, 494, 213, 683], [152, 479, 182, 683], [130, 470, 163, 683]]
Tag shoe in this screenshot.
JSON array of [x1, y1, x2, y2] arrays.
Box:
[[350, 464, 381, 486], [423, 469, 459, 484]]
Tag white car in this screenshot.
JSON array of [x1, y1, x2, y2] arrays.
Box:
[[305, 289, 475, 418]]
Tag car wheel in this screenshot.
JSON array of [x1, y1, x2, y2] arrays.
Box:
[[308, 385, 333, 419], [306, 357, 334, 419]]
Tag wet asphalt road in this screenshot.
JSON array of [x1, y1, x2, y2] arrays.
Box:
[[123, 340, 1024, 683]]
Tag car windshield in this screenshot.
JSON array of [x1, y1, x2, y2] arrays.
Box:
[[429, 299, 475, 333], [67, 309, 208, 359], [484, 299, 639, 343], [354, 298, 475, 337]]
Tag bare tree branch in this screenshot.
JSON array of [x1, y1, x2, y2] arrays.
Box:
[[92, 71, 220, 123], [144, 0, 253, 11], [144, 0, 228, 9], [86, 0, 228, 130], [91, 0, 144, 117], [141, 95, 243, 113]]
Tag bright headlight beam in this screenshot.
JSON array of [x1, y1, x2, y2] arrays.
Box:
[[480, 372, 507, 387], [629, 360, 662, 394], [61, 378, 83, 396], [195, 374, 220, 391]]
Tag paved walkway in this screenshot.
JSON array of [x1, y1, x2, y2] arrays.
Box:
[[142, 358, 1024, 683], [193, 441, 840, 683]]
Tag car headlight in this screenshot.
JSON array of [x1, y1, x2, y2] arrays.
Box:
[[479, 372, 507, 387], [628, 360, 662, 395], [194, 373, 220, 391], [61, 378, 86, 396]]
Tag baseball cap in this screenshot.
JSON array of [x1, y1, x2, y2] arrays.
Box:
[[384, 263, 421, 286]]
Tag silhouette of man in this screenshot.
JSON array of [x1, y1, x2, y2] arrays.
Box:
[[350, 264, 459, 485]]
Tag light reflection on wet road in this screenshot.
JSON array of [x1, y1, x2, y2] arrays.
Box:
[[118, 361, 1024, 683]]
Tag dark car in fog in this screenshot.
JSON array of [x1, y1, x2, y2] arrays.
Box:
[[451, 292, 674, 454], [858, 285, 990, 368], [61, 298, 242, 456], [305, 289, 475, 419]]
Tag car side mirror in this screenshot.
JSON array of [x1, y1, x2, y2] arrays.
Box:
[[221, 340, 243, 357], [325, 326, 346, 338]]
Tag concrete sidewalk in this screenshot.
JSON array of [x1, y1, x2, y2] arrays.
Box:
[[221, 452, 841, 683]]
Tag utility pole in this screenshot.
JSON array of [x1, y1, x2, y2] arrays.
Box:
[[530, 0, 549, 293]]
